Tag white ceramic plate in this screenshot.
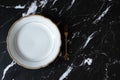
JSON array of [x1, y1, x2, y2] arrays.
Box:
[[7, 15, 61, 69]]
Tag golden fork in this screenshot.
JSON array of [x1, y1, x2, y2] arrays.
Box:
[[63, 25, 69, 61]]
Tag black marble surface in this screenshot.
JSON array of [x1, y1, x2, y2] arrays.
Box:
[[0, 0, 120, 80]]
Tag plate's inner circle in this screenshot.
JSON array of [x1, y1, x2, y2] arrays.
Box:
[[15, 22, 53, 61]]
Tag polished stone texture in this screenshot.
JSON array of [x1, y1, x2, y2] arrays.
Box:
[[0, 0, 120, 80]]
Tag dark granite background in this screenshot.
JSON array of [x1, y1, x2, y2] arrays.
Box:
[[0, 0, 120, 80]]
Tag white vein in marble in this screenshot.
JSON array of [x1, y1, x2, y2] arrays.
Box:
[[0, 4, 25, 9], [50, 0, 58, 8], [22, 1, 38, 17], [59, 65, 73, 80], [39, 0, 48, 8], [1, 61, 16, 80], [83, 58, 93, 65], [67, 0, 75, 10], [59, 58, 92, 80], [59, 9, 63, 15], [0, 5, 12, 8], [51, 8, 58, 11], [72, 19, 87, 27], [93, 6, 111, 24], [72, 22, 81, 27], [112, 60, 120, 64], [104, 68, 109, 80], [79, 58, 93, 66], [72, 32, 80, 39], [83, 31, 97, 49], [14, 4, 25, 9], [104, 63, 109, 80]]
